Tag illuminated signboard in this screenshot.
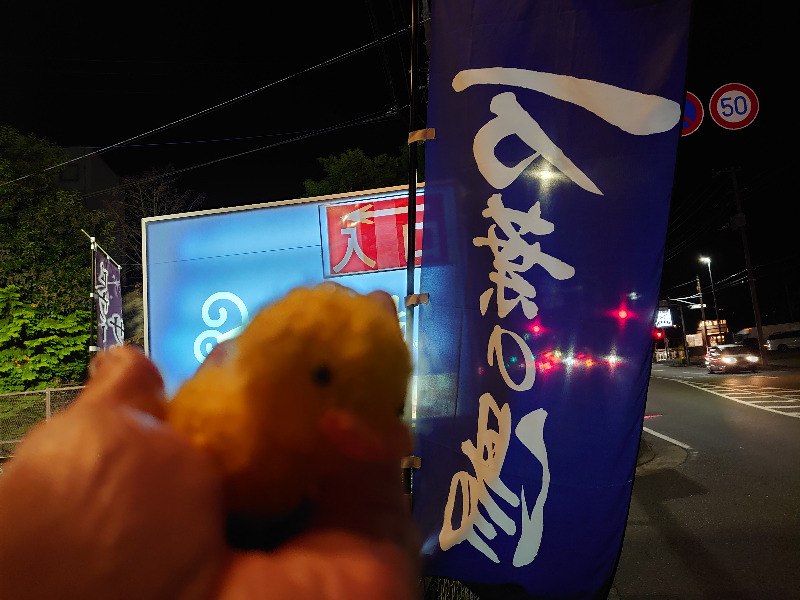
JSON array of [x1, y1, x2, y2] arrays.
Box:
[[143, 185, 422, 396], [655, 308, 673, 328], [323, 194, 424, 276]]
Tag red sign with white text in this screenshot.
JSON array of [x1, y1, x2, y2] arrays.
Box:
[[325, 195, 423, 276]]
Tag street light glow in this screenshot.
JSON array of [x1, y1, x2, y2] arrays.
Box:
[[699, 255, 720, 331]]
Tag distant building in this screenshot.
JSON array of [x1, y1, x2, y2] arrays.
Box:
[[698, 319, 729, 346], [734, 322, 800, 343], [58, 148, 119, 210]]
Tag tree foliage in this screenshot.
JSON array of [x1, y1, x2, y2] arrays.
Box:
[[0, 126, 112, 317], [104, 165, 206, 291], [103, 166, 205, 346], [0, 285, 90, 392], [302, 146, 424, 197]]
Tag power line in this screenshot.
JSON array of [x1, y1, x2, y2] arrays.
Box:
[[82, 111, 399, 199], [1, 25, 411, 188], [3, 109, 399, 220], [661, 277, 698, 295]]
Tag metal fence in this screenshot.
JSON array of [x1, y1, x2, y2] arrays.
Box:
[[0, 387, 83, 458], [422, 577, 481, 600]]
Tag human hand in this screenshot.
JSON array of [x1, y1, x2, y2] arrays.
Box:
[[0, 345, 226, 600], [0, 344, 419, 600]]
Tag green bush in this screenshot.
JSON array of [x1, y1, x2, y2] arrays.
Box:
[[0, 285, 90, 392]]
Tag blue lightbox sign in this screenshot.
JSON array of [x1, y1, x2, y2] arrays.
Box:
[[143, 186, 421, 396]]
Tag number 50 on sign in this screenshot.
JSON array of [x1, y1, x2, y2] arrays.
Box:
[[709, 82, 759, 130]]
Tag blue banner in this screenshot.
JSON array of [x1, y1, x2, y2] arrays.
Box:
[[413, 1, 691, 597], [94, 250, 124, 350]]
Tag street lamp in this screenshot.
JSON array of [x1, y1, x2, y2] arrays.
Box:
[[699, 256, 720, 338]]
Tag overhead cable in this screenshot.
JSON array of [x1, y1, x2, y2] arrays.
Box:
[[1, 25, 411, 188]]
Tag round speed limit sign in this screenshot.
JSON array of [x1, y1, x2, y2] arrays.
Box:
[[709, 83, 759, 130]]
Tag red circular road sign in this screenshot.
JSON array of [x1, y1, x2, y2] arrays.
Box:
[[682, 91, 704, 136], [709, 83, 759, 130]]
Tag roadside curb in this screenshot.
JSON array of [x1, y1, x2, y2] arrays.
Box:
[[637, 438, 655, 466]]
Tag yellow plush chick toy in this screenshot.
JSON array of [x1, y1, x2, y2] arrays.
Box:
[[167, 283, 412, 523]]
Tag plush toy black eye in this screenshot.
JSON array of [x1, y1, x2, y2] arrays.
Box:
[[311, 366, 332, 386]]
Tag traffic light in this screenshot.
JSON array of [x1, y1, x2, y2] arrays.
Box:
[[525, 320, 544, 336], [610, 306, 632, 325], [654, 329, 664, 340]]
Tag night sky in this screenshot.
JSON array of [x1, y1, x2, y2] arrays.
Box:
[[1, 1, 792, 335]]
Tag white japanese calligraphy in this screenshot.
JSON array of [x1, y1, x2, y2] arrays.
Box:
[[440, 393, 516, 562], [456, 68, 680, 195], [440, 394, 549, 565], [439, 65, 679, 566], [333, 227, 376, 273], [474, 194, 575, 319], [487, 325, 536, 392], [473, 91, 602, 194], [95, 259, 123, 348], [513, 409, 549, 567], [453, 67, 681, 135], [95, 261, 109, 331]]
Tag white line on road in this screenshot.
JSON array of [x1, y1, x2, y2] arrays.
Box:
[[655, 377, 800, 419], [750, 399, 798, 404], [642, 427, 692, 449]]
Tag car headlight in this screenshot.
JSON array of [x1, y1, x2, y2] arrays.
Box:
[[722, 357, 737, 364], [746, 356, 759, 363]]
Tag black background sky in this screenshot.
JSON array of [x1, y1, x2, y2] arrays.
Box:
[[1, 1, 793, 335]]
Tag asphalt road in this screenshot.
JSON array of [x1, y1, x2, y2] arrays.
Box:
[[610, 362, 800, 599]]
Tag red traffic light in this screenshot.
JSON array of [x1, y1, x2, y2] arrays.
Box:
[[654, 330, 664, 339], [526, 320, 544, 335]]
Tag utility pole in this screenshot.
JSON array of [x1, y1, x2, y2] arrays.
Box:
[[729, 167, 767, 367], [696, 275, 709, 349], [677, 301, 689, 363]]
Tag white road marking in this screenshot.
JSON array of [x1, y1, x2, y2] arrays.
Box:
[[654, 377, 800, 419], [642, 426, 692, 449]]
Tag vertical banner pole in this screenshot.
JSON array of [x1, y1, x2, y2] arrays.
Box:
[[82, 229, 99, 353], [405, 0, 421, 347], [402, 0, 422, 503]]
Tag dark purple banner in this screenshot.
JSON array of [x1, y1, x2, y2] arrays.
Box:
[[413, 1, 691, 596], [94, 250, 124, 349]]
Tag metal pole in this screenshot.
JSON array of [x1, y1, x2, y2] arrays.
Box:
[[405, 0, 420, 347], [706, 261, 720, 329], [700, 257, 720, 341], [729, 168, 767, 367], [677, 301, 689, 363], [402, 0, 422, 503], [696, 275, 708, 349], [85, 231, 97, 353]]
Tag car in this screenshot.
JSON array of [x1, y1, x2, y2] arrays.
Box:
[[705, 344, 759, 373], [766, 330, 800, 352]]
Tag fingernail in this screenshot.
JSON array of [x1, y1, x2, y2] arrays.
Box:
[[121, 406, 166, 430]]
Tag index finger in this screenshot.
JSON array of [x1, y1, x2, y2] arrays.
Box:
[[81, 346, 167, 419]]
